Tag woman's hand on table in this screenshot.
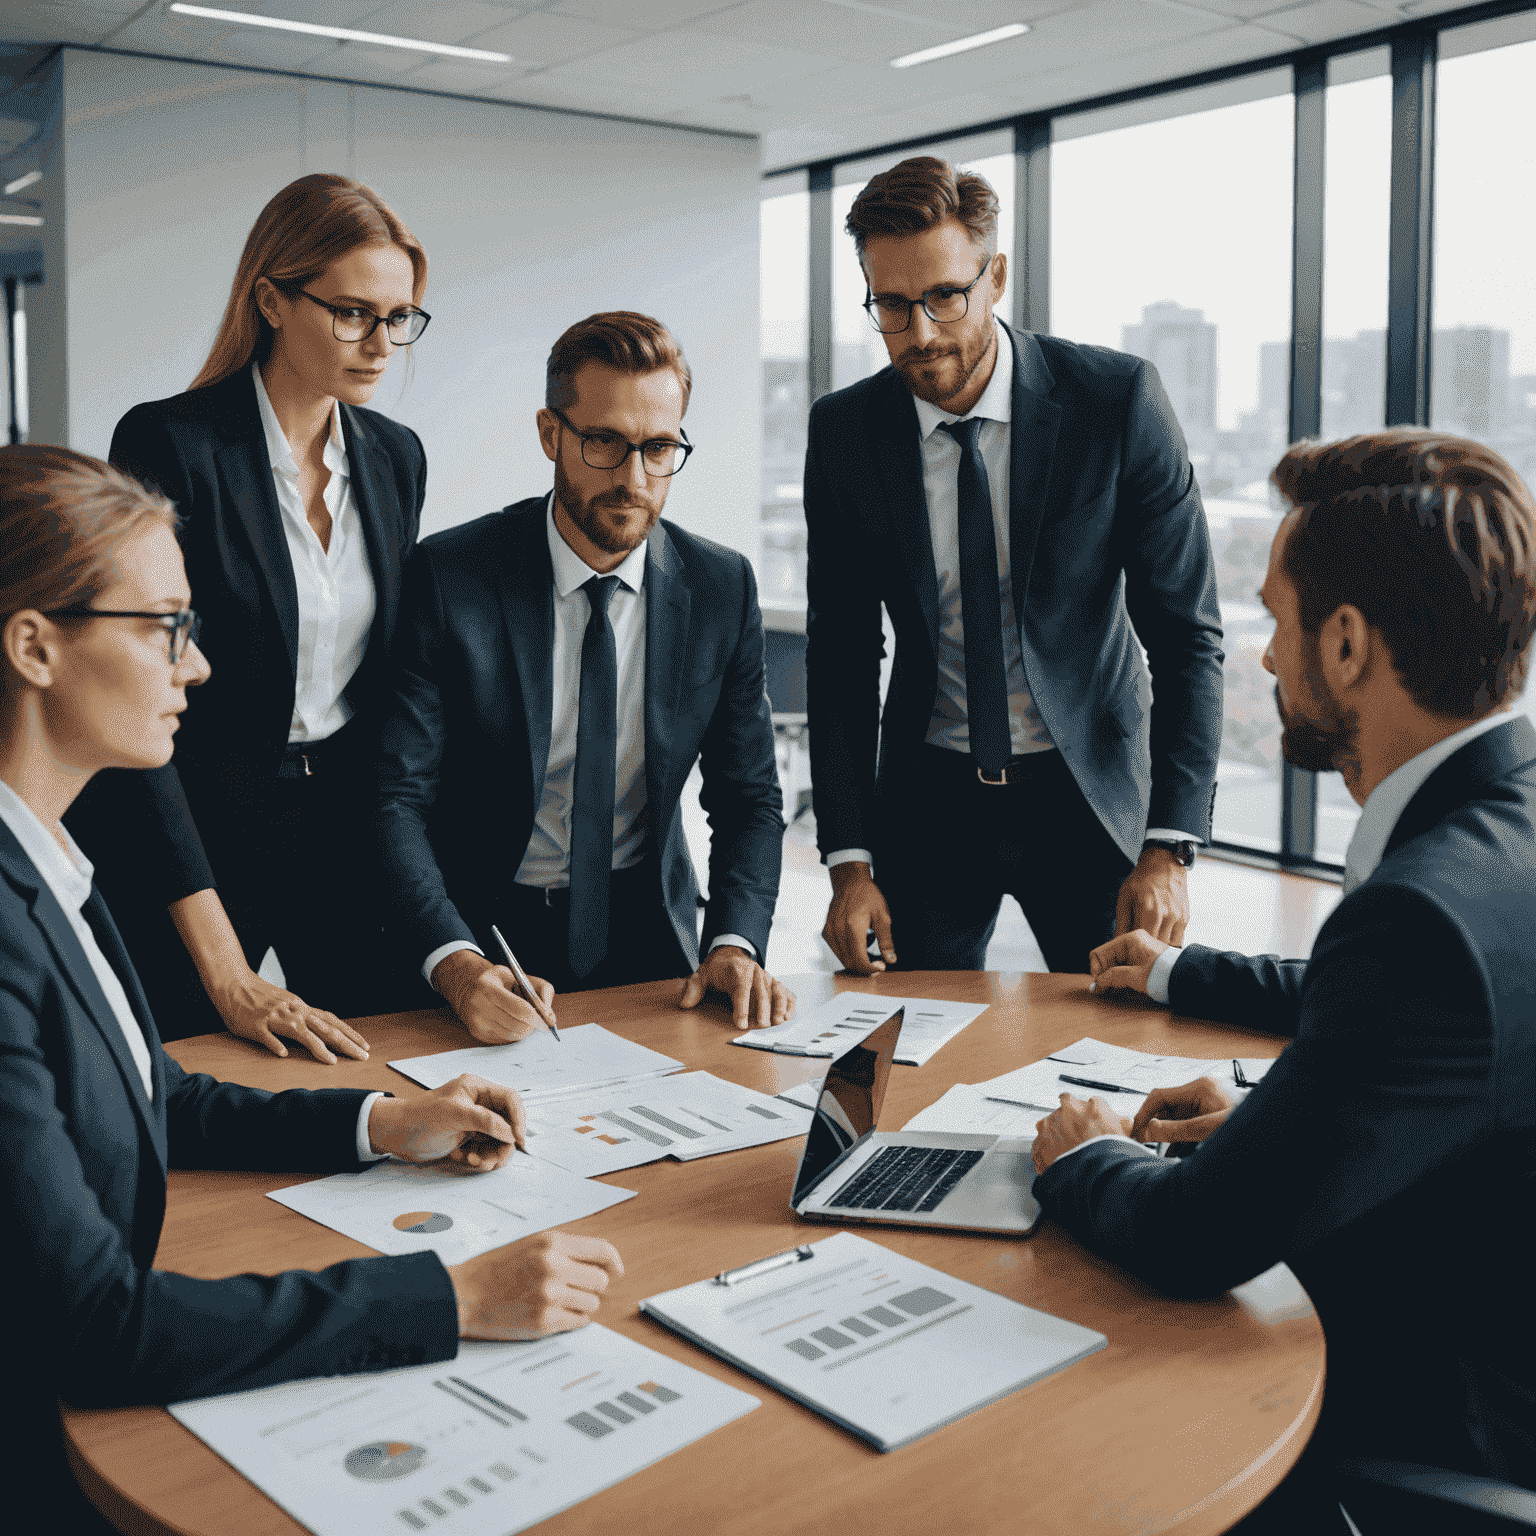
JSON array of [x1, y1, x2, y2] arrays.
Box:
[[213, 967, 371, 1063], [1129, 1077, 1238, 1145], [368, 1073, 527, 1169], [449, 1231, 625, 1340]]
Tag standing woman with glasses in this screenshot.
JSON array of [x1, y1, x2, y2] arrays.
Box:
[[65, 173, 433, 1061]]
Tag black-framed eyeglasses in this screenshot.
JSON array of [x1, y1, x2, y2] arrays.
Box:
[[551, 408, 694, 477], [298, 290, 431, 345], [46, 607, 202, 664], [863, 256, 995, 334]]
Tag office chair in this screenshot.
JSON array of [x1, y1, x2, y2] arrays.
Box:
[[1339, 1460, 1536, 1533]]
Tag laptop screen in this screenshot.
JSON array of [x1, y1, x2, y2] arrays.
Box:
[[791, 1009, 903, 1206]]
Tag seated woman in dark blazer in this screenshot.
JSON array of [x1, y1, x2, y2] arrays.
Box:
[[66, 173, 432, 1061], [0, 445, 622, 1527]]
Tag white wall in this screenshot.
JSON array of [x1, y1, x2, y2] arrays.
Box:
[[52, 49, 761, 558]]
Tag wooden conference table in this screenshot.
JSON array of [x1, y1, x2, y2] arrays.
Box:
[[63, 971, 1324, 1536]]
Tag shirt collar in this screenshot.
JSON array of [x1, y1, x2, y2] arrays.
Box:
[[1342, 709, 1519, 890], [0, 776, 94, 914], [250, 362, 349, 481], [911, 318, 1014, 440], [544, 492, 649, 599]]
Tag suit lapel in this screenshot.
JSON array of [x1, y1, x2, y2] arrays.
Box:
[[341, 404, 402, 682], [1005, 325, 1062, 628], [874, 373, 941, 656], [643, 522, 690, 807], [496, 507, 556, 825]]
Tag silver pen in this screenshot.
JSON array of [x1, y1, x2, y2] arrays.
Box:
[[714, 1244, 815, 1286], [490, 924, 560, 1040]]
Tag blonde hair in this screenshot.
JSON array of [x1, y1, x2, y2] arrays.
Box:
[[192, 173, 428, 390]]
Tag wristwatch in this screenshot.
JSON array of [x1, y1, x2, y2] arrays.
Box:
[[1143, 837, 1197, 868]]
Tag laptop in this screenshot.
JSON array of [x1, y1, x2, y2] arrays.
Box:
[[791, 1009, 1040, 1235]]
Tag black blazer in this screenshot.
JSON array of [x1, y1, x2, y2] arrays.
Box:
[[65, 366, 427, 901], [1034, 718, 1536, 1486], [0, 817, 455, 1485], [803, 325, 1224, 863], [376, 498, 784, 973]]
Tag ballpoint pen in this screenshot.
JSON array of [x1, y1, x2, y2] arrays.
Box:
[[1058, 1073, 1139, 1094], [491, 924, 560, 1040]]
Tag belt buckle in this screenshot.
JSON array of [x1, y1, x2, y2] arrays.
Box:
[[301, 754, 313, 778], [976, 764, 1010, 786]]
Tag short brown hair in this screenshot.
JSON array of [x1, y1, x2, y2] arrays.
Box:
[[0, 445, 177, 671], [545, 312, 692, 416], [845, 155, 1000, 262], [192, 173, 428, 390], [1273, 428, 1536, 717]]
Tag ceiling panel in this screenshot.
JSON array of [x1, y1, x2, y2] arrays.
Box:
[[358, 1, 527, 43], [550, 0, 750, 23], [465, 8, 641, 65]]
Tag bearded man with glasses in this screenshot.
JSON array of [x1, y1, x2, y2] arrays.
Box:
[[377, 311, 794, 1041], [805, 155, 1224, 979]]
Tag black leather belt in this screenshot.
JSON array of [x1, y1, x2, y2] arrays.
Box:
[[922, 743, 1058, 785]]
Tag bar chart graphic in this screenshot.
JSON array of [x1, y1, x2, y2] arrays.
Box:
[[781, 1286, 958, 1361], [565, 1380, 683, 1440]]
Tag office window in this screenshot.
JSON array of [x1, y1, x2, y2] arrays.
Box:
[[832, 131, 1013, 393], [760, 173, 809, 602], [1053, 73, 1294, 851], [1312, 47, 1392, 862]]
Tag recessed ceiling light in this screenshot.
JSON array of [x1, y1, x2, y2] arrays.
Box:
[[168, 4, 514, 64], [4, 170, 41, 195], [890, 23, 1030, 69], [0, 214, 42, 226]]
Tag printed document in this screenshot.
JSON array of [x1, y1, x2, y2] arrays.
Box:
[[170, 1324, 758, 1536], [733, 993, 988, 1066], [900, 1083, 1042, 1139], [269, 1156, 635, 1267], [640, 1230, 1105, 1451]]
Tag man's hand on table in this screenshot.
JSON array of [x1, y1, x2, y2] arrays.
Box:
[[449, 1231, 625, 1340], [1088, 929, 1171, 995], [678, 945, 795, 1029], [821, 862, 896, 975], [1031, 1094, 1133, 1174], [432, 949, 558, 1043], [1130, 1078, 1238, 1146], [368, 1073, 527, 1169]]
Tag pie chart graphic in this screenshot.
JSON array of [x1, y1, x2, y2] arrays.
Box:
[[393, 1211, 454, 1234], [344, 1441, 428, 1481]]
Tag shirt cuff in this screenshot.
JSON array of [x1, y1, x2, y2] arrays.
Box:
[[1143, 829, 1204, 846], [356, 1092, 391, 1162], [708, 934, 757, 961], [826, 848, 874, 870], [423, 939, 483, 987], [1146, 945, 1182, 1005], [1049, 1132, 1158, 1167]]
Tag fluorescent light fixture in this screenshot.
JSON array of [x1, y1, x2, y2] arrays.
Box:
[[4, 170, 41, 195], [890, 22, 1029, 68], [168, 4, 514, 63], [0, 214, 42, 225]]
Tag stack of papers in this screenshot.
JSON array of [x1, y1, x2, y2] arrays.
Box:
[[170, 1325, 758, 1536], [390, 1024, 684, 1105], [733, 993, 988, 1067]]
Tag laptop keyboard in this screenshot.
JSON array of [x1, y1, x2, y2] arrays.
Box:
[[824, 1145, 984, 1213]]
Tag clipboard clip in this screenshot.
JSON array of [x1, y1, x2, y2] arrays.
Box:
[[714, 1244, 815, 1287]]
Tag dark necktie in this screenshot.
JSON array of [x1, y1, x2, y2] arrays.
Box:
[[568, 574, 621, 979], [940, 418, 1011, 775]]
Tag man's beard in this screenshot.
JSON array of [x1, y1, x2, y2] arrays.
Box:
[[1276, 640, 1360, 778], [894, 321, 996, 407], [554, 458, 661, 557]]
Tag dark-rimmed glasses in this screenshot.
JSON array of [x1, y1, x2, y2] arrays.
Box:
[[551, 408, 694, 477], [863, 255, 995, 335], [298, 290, 431, 345], [46, 607, 202, 664]]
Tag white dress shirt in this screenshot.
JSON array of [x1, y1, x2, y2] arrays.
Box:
[[422, 497, 752, 984], [251, 364, 377, 744], [827, 322, 1196, 872]]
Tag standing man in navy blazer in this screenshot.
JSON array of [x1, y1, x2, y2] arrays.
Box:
[[805, 157, 1223, 975], [377, 312, 792, 1040], [1035, 430, 1536, 1523]]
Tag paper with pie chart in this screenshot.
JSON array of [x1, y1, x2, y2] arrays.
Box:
[[521, 1071, 813, 1176], [170, 1323, 758, 1536], [268, 1155, 635, 1267]]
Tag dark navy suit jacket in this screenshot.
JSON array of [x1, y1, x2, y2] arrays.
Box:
[[803, 325, 1224, 863], [0, 819, 455, 1484], [1035, 718, 1536, 1486], [375, 498, 784, 974]]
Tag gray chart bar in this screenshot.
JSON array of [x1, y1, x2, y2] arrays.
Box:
[[596, 1112, 671, 1147], [629, 1105, 704, 1139], [566, 1411, 614, 1440]]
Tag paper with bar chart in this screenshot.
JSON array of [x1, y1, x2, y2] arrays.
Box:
[[522, 1071, 813, 1177], [899, 1083, 1042, 1139], [640, 1230, 1105, 1451], [731, 993, 988, 1066], [268, 1156, 635, 1267], [169, 1324, 758, 1536], [389, 1023, 684, 1105]]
